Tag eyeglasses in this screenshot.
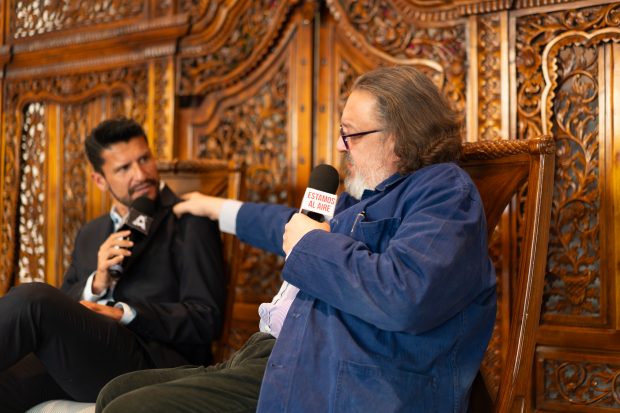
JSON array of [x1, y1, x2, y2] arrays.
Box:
[[339, 126, 383, 151]]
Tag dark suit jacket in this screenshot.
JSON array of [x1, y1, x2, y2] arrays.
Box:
[[61, 185, 226, 367]]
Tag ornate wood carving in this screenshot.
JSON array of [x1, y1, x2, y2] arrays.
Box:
[[17, 102, 47, 283], [1, 84, 24, 294], [516, 3, 620, 322], [538, 349, 620, 410], [177, 0, 299, 96], [477, 13, 502, 141], [153, 58, 173, 159], [516, 3, 620, 140], [196, 62, 290, 301], [545, 42, 601, 320], [61, 104, 91, 280], [326, 0, 467, 114], [392, 0, 512, 22], [10, 0, 144, 39]]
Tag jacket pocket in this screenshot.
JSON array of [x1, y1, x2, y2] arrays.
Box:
[[334, 360, 436, 412], [358, 217, 401, 253]]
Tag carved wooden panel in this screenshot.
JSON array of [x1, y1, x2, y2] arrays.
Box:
[[60, 103, 91, 285], [9, 0, 144, 40], [515, 3, 620, 325], [477, 12, 503, 141], [177, 0, 300, 96], [17, 102, 47, 284], [149, 57, 175, 159], [536, 347, 620, 411], [325, 0, 467, 112], [546, 43, 602, 322]]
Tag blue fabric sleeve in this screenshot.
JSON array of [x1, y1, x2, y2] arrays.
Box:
[[236, 202, 297, 256]]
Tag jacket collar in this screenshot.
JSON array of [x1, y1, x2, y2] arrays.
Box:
[[360, 173, 407, 200], [120, 184, 178, 274]]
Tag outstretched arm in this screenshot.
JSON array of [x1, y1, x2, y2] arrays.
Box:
[[173, 192, 225, 221]]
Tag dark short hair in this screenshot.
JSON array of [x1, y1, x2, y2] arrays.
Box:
[[352, 66, 462, 174], [85, 117, 147, 173]]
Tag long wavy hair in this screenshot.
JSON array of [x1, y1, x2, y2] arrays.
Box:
[[352, 66, 463, 174]]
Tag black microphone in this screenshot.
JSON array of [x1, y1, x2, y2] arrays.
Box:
[[109, 196, 156, 279], [299, 164, 340, 222]]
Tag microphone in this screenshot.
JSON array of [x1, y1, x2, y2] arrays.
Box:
[[109, 196, 156, 279], [299, 164, 340, 222]]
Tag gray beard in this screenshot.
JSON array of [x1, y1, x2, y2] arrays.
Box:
[[344, 174, 370, 200]]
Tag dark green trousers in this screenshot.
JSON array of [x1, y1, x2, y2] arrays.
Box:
[[96, 332, 275, 413]]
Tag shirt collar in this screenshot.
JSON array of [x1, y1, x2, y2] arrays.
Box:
[[109, 206, 125, 232]]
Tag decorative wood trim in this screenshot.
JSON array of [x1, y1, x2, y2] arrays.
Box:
[[177, 0, 301, 95], [536, 346, 620, 410]]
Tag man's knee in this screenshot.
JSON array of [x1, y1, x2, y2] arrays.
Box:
[[2, 282, 71, 326], [8, 282, 59, 301], [97, 387, 159, 413]]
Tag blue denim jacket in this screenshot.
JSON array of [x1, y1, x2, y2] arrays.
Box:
[[236, 162, 496, 412]]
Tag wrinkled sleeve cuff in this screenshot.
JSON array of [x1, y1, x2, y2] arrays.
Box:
[[82, 272, 108, 302], [114, 301, 137, 325], [219, 199, 243, 235]]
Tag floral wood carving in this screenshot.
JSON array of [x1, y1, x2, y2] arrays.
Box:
[[197, 63, 290, 300], [326, 0, 467, 114], [0, 85, 21, 294], [178, 0, 297, 96], [516, 3, 620, 140], [542, 358, 620, 408], [477, 13, 502, 141], [516, 3, 620, 320], [154, 59, 171, 159], [61, 104, 90, 278], [17, 102, 47, 284], [391, 0, 513, 22], [10, 0, 144, 39], [544, 43, 601, 319]]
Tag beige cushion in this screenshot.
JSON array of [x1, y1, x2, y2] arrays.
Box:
[[26, 400, 96, 413]]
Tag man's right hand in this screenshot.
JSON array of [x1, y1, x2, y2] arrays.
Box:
[[93, 230, 133, 294], [173, 192, 225, 221]]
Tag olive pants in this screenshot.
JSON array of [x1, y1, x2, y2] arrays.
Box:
[[96, 332, 275, 413]]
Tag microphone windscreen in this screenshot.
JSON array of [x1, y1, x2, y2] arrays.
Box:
[[308, 164, 339, 194], [131, 196, 156, 217]]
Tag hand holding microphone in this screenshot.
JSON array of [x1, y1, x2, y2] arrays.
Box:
[[283, 164, 340, 256], [93, 197, 155, 293]]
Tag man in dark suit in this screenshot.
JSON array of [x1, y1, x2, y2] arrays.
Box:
[[0, 118, 226, 412]]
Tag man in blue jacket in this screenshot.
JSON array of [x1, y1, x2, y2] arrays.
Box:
[[97, 66, 496, 412]]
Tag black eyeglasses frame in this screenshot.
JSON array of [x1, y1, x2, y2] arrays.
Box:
[[339, 126, 383, 151]]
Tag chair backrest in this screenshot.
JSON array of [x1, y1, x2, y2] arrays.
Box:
[[460, 137, 555, 413], [157, 158, 244, 363]]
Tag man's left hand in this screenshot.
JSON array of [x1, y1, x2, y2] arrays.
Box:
[[283, 213, 330, 256], [80, 301, 123, 322]]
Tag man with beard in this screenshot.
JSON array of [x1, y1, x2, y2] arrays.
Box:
[[0, 118, 226, 411], [96, 66, 497, 412]]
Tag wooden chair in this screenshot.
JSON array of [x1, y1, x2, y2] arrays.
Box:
[[157, 158, 245, 362], [462, 137, 555, 413]]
